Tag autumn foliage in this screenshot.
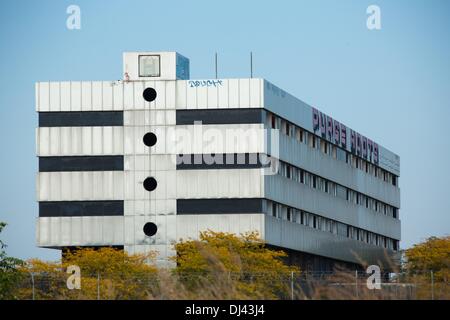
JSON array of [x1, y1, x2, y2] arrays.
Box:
[[404, 236, 450, 281], [402, 236, 450, 299], [3, 232, 449, 300], [16, 247, 157, 300], [7, 231, 298, 300], [172, 230, 299, 299]]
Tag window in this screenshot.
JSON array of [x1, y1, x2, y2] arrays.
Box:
[[272, 202, 277, 218], [287, 208, 291, 221], [285, 122, 290, 136], [309, 134, 315, 148], [393, 240, 399, 251], [297, 128, 304, 143], [299, 169, 304, 184], [139, 55, 160, 77], [271, 114, 276, 129], [321, 140, 328, 154], [337, 148, 346, 162]]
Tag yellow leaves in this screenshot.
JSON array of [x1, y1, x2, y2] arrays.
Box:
[[405, 236, 450, 282], [62, 247, 156, 277], [11, 231, 301, 299], [173, 230, 299, 299], [15, 247, 158, 300]]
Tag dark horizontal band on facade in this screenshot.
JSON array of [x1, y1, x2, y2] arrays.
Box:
[[39, 201, 124, 217], [39, 111, 123, 127], [177, 198, 263, 214], [176, 108, 264, 125], [176, 153, 270, 170], [39, 156, 124, 172]]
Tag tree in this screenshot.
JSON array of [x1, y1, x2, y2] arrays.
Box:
[[0, 222, 24, 299], [403, 236, 450, 299], [63, 247, 158, 299], [404, 236, 450, 281], [172, 230, 299, 299], [17, 247, 157, 300]]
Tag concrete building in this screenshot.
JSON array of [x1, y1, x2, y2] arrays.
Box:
[[35, 51, 400, 270]]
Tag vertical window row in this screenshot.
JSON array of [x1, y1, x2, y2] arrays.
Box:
[[266, 200, 399, 251], [278, 161, 399, 219], [267, 113, 399, 187]]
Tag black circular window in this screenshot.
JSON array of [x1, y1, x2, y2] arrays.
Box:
[[143, 222, 157, 237], [143, 132, 157, 147], [143, 177, 157, 191], [143, 87, 157, 102]]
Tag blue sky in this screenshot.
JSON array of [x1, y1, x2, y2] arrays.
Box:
[[0, 0, 449, 260]]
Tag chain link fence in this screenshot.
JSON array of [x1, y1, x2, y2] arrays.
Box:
[[7, 270, 449, 300]]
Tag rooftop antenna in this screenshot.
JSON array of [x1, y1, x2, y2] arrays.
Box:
[[250, 52, 253, 78], [215, 52, 218, 79]]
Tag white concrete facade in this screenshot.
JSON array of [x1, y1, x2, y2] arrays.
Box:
[[36, 52, 401, 268]]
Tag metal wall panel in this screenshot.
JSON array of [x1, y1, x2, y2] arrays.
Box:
[[175, 169, 263, 200], [264, 215, 393, 266], [123, 124, 265, 156], [36, 216, 124, 247], [175, 79, 263, 110], [102, 82, 113, 110], [60, 82, 71, 112], [239, 79, 250, 108], [36, 127, 124, 156], [218, 79, 229, 109], [175, 213, 265, 241], [92, 81, 103, 110], [37, 171, 124, 201], [49, 82, 60, 111], [274, 131, 400, 208], [124, 199, 176, 216], [265, 174, 400, 239], [37, 82, 50, 112], [81, 82, 92, 111], [124, 155, 175, 172]]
